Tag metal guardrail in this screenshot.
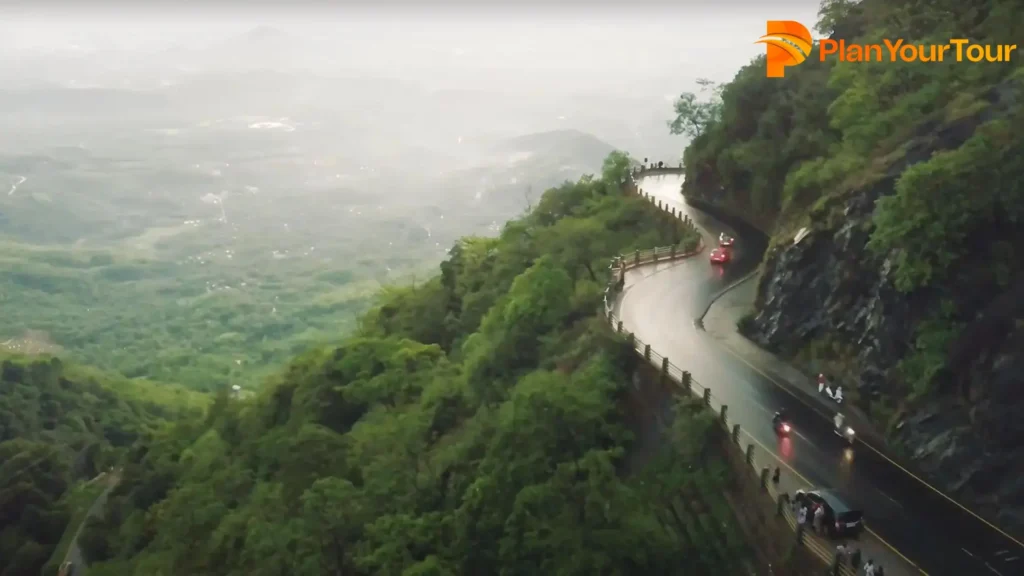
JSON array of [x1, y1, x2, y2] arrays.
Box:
[[602, 162, 856, 576]]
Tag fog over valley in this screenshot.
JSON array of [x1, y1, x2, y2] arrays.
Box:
[[0, 3, 820, 389]]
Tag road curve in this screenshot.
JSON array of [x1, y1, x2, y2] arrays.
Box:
[[63, 472, 120, 576], [617, 173, 1023, 576]]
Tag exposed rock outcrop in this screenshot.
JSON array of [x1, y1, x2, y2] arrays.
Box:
[[739, 83, 1024, 534]]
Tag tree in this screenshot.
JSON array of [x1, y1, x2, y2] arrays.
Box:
[[0, 440, 71, 576], [298, 477, 366, 575], [668, 79, 723, 140], [600, 150, 632, 186], [815, 0, 858, 35], [539, 218, 609, 284]]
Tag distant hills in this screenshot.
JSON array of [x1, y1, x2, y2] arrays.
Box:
[[489, 129, 618, 163]]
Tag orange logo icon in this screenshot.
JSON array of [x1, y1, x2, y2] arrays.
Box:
[[756, 21, 813, 78]]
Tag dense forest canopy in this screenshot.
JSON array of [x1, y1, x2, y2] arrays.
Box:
[[0, 355, 204, 576], [64, 156, 765, 575]]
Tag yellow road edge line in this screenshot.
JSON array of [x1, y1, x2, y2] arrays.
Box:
[[716, 338, 1024, 552], [613, 189, 1016, 569], [865, 527, 930, 576], [741, 429, 927, 573]]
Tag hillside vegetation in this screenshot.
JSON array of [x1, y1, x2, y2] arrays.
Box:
[[72, 155, 763, 575], [674, 0, 1024, 529], [1, 122, 618, 393], [0, 354, 204, 576]]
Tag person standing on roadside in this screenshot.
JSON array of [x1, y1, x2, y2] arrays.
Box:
[[862, 559, 876, 576], [835, 543, 848, 565], [797, 504, 808, 527], [849, 548, 862, 570], [813, 504, 825, 534]]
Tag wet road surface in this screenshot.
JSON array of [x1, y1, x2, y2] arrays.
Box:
[[617, 173, 1024, 576]]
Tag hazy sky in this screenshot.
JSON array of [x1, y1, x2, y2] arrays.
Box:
[[0, 1, 824, 85]]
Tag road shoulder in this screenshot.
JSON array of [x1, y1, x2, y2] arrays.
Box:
[[700, 276, 892, 452]]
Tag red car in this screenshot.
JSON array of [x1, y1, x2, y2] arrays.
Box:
[[710, 248, 730, 264], [719, 233, 735, 247]]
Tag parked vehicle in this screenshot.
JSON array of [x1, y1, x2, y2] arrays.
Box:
[[793, 488, 865, 538]]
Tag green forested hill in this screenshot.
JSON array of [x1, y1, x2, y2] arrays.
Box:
[[73, 155, 754, 575], [673, 0, 1024, 529], [0, 355, 205, 576]]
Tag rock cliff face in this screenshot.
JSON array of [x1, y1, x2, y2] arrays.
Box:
[[742, 96, 1024, 532]]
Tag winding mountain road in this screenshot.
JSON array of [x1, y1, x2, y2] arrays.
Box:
[[61, 471, 121, 576], [7, 175, 27, 196], [616, 172, 1023, 576]]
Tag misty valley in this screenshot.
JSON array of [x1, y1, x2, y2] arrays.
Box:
[[0, 71, 619, 391]]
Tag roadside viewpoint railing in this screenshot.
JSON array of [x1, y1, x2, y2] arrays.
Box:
[[600, 163, 705, 316], [603, 161, 858, 576]]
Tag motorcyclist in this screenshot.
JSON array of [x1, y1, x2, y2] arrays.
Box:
[[833, 412, 845, 431], [772, 408, 789, 426]]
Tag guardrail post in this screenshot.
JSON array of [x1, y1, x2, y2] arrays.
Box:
[[745, 443, 754, 465], [681, 371, 691, 392], [670, 245, 676, 259], [616, 321, 623, 333], [702, 388, 711, 406], [731, 424, 740, 444], [760, 467, 769, 489], [719, 404, 727, 424], [776, 493, 789, 517], [661, 357, 669, 375], [644, 344, 651, 360], [634, 250, 639, 265], [652, 249, 658, 262], [626, 332, 635, 348]]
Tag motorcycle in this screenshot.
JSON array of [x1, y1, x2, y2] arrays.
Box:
[[834, 424, 856, 445], [774, 416, 790, 434], [772, 415, 792, 436]]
